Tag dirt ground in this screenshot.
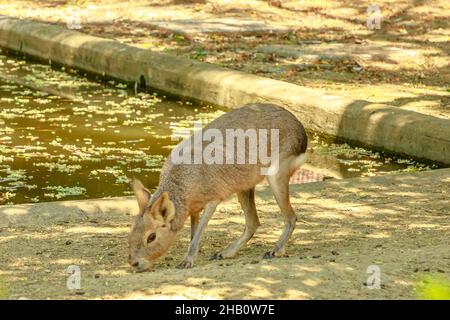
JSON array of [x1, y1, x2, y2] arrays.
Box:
[[0, 0, 448, 119], [0, 169, 449, 299], [0, 1, 449, 300]]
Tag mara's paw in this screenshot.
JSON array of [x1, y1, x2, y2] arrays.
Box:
[[176, 259, 194, 269], [263, 251, 275, 259], [263, 250, 286, 259], [209, 253, 224, 261]]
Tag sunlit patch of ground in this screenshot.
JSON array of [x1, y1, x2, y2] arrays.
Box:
[[0, 169, 448, 299], [1, 0, 447, 118]]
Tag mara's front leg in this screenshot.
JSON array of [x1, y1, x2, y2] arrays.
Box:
[[211, 188, 260, 259], [177, 202, 219, 269], [190, 213, 199, 240]]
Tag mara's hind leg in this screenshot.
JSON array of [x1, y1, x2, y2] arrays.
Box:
[[264, 158, 299, 258], [212, 188, 260, 259]]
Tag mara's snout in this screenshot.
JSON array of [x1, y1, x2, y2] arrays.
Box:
[[128, 103, 308, 269], [128, 254, 150, 272]]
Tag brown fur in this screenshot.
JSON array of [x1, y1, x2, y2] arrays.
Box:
[[128, 103, 308, 271]]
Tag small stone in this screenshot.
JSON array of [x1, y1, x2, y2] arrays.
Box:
[[352, 65, 363, 73]]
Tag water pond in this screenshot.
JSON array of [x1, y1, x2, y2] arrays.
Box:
[[0, 51, 439, 204]]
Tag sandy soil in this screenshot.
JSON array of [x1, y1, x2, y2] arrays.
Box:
[[0, 0, 448, 119], [0, 1, 448, 300], [0, 169, 449, 299]]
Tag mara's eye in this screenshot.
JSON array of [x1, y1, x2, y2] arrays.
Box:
[[146, 232, 156, 244]]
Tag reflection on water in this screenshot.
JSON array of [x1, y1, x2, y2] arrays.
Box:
[[0, 52, 439, 204]]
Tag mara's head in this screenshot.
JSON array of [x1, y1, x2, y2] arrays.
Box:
[[128, 179, 176, 272]]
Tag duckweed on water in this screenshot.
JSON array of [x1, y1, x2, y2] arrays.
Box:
[[0, 51, 441, 204], [0, 51, 221, 204], [43, 186, 87, 199], [310, 132, 438, 178]]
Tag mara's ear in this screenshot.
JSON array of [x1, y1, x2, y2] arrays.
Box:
[[152, 192, 175, 223], [131, 178, 151, 213]]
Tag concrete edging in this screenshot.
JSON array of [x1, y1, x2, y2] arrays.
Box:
[[0, 15, 449, 164], [1, 168, 449, 228]]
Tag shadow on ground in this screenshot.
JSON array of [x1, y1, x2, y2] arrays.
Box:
[[0, 169, 449, 299]]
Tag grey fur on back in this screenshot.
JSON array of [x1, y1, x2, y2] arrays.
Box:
[[150, 103, 308, 219]]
